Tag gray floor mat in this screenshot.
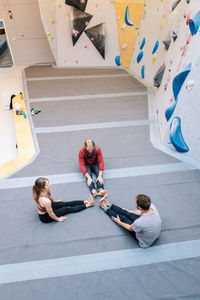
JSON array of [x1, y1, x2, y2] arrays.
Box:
[[27, 76, 145, 99], [30, 95, 148, 127], [25, 66, 128, 78], [11, 126, 178, 178]]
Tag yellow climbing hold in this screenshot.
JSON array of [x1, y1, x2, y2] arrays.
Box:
[[152, 54, 158, 64], [52, 18, 55, 24], [161, 15, 166, 29]]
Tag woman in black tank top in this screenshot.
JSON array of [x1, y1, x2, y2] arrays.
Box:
[[32, 177, 94, 223]]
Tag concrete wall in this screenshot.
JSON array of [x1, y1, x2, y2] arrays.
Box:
[[0, 0, 54, 65]]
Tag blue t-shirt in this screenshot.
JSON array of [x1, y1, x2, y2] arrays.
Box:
[[133, 204, 161, 248]]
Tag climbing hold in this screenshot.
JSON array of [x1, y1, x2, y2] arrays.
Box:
[[121, 43, 127, 50], [115, 55, 121, 66], [165, 102, 177, 121], [161, 15, 166, 29], [186, 12, 191, 25], [186, 79, 195, 91], [173, 63, 191, 100], [140, 37, 146, 50], [189, 11, 200, 35], [154, 63, 166, 88], [171, 0, 181, 12], [141, 65, 145, 79], [186, 0, 190, 3], [181, 45, 186, 56], [51, 18, 55, 24], [170, 117, 189, 153], [172, 24, 181, 41], [58, 4, 62, 8], [152, 54, 158, 65], [186, 33, 192, 45], [137, 51, 143, 63], [152, 40, 159, 54], [125, 6, 134, 26], [163, 32, 171, 50], [121, 23, 126, 32], [165, 64, 191, 121]]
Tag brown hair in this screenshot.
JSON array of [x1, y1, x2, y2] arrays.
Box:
[[135, 194, 151, 211], [32, 177, 48, 204], [84, 139, 95, 148]]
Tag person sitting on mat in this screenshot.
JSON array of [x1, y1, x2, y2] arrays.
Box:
[[33, 177, 94, 223], [99, 193, 161, 248], [79, 139, 106, 197]]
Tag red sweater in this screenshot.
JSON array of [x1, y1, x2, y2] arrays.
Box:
[[79, 145, 104, 175]]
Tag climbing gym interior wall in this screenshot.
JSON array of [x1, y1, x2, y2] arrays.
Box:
[[128, 0, 200, 168], [0, 0, 54, 65], [38, 0, 120, 66]]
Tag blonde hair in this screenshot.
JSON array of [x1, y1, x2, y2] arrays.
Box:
[[32, 177, 48, 204]]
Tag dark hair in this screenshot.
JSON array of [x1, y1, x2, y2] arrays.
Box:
[[32, 177, 48, 203], [10, 94, 16, 110], [136, 194, 151, 210], [84, 139, 95, 148]]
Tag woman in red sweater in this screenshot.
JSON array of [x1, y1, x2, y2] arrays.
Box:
[[79, 139, 106, 197]]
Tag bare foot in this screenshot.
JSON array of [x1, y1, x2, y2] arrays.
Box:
[[86, 195, 95, 207], [98, 189, 107, 197], [99, 194, 108, 204], [92, 189, 98, 197], [85, 194, 93, 204], [99, 200, 108, 209]]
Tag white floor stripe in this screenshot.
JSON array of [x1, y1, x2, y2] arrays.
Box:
[[29, 91, 147, 103], [35, 120, 149, 134], [26, 74, 131, 81], [0, 163, 196, 190], [0, 239, 200, 284]]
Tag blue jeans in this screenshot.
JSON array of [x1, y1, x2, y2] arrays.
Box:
[[85, 164, 104, 193], [105, 204, 140, 240]]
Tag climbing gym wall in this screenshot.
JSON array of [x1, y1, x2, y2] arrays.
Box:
[[38, 0, 120, 66], [129, 0, 200, 168]]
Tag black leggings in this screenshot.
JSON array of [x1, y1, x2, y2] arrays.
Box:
[[106, 204, 140, 240], [39, 200, 86, 223]]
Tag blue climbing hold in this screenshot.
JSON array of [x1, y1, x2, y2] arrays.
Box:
[[165, 102, 176, 121], [170, 117, 189, 153], [141, 65, 145, 79], [115, 55, 121, 66], [173, 63, 191, 100], [189, 11, 200, 35], [165, 63, 191, 121], [152, 40, 159, 54], [140, 37, 146, 50], [125, 6, 134, 26], [137, 51, 143, 63]]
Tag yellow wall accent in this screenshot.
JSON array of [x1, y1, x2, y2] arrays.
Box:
[[0, 93, 36, 179], [115, 0, 145, 67]]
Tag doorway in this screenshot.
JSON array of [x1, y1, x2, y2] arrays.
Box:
[[0, 20, 13, 67]]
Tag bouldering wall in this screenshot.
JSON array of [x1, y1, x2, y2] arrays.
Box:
[[38, 0, 120, 66], [128, 0, 200, 168]]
